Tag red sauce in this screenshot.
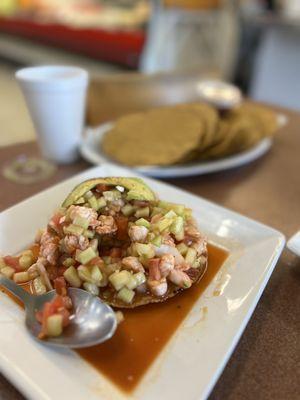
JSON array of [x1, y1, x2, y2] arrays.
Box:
[[78, 243, 228, 392], [1, 244, 228, 393]]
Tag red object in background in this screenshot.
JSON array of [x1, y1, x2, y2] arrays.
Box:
[[0, 17, 146, 68]]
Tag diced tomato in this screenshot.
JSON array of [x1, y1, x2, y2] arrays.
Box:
[[148, 258, 161, 281], [54, 277, 67, 296], [3, 256, 21, 271], [51, 295, 65, 311], [37, 294, 73, 339], [115, 216, 129, 241], [62, 296, 72, 310], [58, 308, 71, 327], [95, 184, 110, 193]]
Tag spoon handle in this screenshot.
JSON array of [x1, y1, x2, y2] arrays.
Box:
[[0, 274, 32, 306]]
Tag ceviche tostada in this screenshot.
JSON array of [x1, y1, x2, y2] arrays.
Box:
[[0, 177, 207, 337]]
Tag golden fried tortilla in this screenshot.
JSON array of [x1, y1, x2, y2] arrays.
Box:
[[102, 107, 205, 166]]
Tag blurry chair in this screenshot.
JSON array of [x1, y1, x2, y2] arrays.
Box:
[[250, 25, 300, 110], [87, 68, 219, 126], [140, 0, 239, 80]]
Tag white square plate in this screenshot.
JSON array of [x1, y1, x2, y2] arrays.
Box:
[[0, 164, 285, 400]]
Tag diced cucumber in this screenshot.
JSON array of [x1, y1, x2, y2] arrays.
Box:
[[176, 242, 188, 256], [88, 196, 98, 210], [133, 272, 146, 287], [46, 314, 63, 337], [76, 247, 96, 265], [1, 266, 14, 279], [13, 271, 30, 284], [135, 243, 155, 259], [83, 282, 99, 296], [103, 190, 121, 202], [64, 266, 81, 287], [164, 210, 177, 219], [84, 229, 95, 239], [109, 270, 131, 291], [77, 265, 92, 283], [126, 274, 137, 290], [158, 201, 185, 216], [135, 207, 150, 218], [121, 204, 136, 216], [150, 207, 163, 217], [73, 216, 89, 230], [151, 235, 162, 247], [97, 197, 107, 209], [175, 230, 185, 241], [90, 239, 99, 252], [155, 218, 173, 233], [90, 265, 102, 284], [170, 216, 184, 235], [117, 287, 135, 304], [19, 254, 33, 270], [64, 224, 84, 236], [185, 248, 197, 265], [63, 257, 75, 267], [135, 218, 150, 228], [33, 277, 47, 295]]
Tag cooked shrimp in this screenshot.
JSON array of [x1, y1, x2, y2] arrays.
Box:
[[162, 232, 176, 247], [128, 225, 148, 242], [39, 231, 59, 265], [192, 236, 207, 254], [185, 225, 201, 239], [63, 234, 89, 253], [96, 215, 117, 235], [69, 205, 99, 228], [168, 269, 192, 288], [159, 254, 175, 277], [35, 259, 53, 290], [122, 256, 145, 272], [148, 278, 168, 297]]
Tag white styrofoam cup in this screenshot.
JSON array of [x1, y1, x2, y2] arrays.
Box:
[[16, 65, 89, 164]]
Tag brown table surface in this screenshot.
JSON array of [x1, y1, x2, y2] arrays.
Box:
[[0, 106, 300, 400]]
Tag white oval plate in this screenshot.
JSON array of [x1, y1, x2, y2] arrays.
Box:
[[80, 114, 287, 178], [0, 164, 285, 400]]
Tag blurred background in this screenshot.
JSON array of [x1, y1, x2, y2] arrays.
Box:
[[0, 0, 299, 146]]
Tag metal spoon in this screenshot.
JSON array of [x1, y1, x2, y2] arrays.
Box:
[[0, 275, 117, 348]]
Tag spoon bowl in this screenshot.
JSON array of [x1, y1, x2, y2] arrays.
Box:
[[0, 275, 117, 348]]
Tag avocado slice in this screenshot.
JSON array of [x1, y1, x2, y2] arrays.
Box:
[[62, 177, 156, 208]]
